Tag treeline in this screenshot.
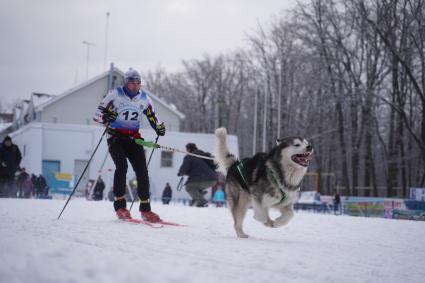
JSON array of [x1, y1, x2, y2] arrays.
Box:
[[144, 0, 425, 197]]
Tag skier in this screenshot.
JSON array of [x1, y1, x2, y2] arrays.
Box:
[[93, 69, 166, 222]]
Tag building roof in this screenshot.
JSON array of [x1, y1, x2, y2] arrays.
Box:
[[32, 93, 56, 108]]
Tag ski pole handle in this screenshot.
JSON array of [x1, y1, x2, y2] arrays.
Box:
[[177, 177, 184, 191]]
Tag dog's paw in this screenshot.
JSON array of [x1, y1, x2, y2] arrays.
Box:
[[237, 232, 249, 238], [272, 221, 287, 228], [264, 219, 274, 228]]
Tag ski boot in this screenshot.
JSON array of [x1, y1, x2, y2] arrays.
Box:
[[116, 208, 132, 220], [141, 211, 161, 223]]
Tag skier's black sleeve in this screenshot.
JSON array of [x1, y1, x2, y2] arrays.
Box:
[[142, 96, 162, 131]]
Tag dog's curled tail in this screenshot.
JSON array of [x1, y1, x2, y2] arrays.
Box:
[[214, 127, 236, 175]]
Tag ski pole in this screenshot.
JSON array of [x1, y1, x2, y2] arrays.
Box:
[[147, 135, 160, 166], [177, 176, 184, 191], [57, 126, 108, 220], [129, 135, 160, 212]]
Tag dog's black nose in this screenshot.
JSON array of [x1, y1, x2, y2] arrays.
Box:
[[306, 145, 313, 151]]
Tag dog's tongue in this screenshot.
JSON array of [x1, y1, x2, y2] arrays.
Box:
[[293, 153, 312, 167]]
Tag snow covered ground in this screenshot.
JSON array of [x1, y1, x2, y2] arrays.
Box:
[[0, 198, 424, 283]]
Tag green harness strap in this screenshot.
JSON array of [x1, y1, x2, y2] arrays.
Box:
[[266, 167, 287, 204], [236, 160, 249, 189]]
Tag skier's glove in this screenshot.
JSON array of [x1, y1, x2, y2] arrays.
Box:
[[103, 108, 118, 123], [155, 122, 166, 136]]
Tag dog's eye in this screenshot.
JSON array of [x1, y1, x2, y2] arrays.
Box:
[[294, 144, 301, 147]]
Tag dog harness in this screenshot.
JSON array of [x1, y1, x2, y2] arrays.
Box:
[[236, 161, 288, 204], [235, 160, 249, 190], [266, 167, 288, 204]]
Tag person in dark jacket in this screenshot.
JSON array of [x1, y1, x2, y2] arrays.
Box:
[[0, 136, 22, 197], [16, 168, 33, 198], [31, 174, 39, 196], [92, 176, 106, 201], [333, 193, 341, 214], [178, 143, 217, 207], [35, 174, 49, 197], [161, 182, 172, 204]]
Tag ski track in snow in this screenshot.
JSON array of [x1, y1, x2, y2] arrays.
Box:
[[0, 198, 424, 283]]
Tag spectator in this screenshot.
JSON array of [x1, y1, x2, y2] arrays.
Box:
[[212, 187, 226, 207], [211, 173, 225, 199], [334, 193, 341, 215], [178, 143, 218, 207], [0, 136, 22, 197], [161, 182, 172, 204], [92, 176, 106, 201], [16, 168, 33, 198], [36, 174, 49, 198], [85, 179, 95, 199], [31, 174, 38, 192]]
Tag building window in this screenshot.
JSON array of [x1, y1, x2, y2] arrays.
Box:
[[160, 151, 173, 167]]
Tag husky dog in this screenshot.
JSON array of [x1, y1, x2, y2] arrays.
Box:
[[214, 128, 313, 238]]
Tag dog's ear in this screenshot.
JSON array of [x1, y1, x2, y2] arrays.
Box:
[[276, 138, 283, 145]]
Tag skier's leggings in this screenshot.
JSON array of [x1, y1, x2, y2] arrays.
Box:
[[108, 137, 150, 211]]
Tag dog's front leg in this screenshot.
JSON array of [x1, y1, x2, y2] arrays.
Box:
[[273, 205, 294, 228], [252, 200, 273, 226], [252, 200, 267, 222]]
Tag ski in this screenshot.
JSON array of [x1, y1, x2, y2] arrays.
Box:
[[120, 218, 164, 228], [158, 220, 186, 227], [119, 218, 185, 227]]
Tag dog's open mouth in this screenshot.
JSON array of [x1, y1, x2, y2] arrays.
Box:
[[292, 152, 313, 167]]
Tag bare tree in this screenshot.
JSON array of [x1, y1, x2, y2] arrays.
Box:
[[142, 0, 425, 196]]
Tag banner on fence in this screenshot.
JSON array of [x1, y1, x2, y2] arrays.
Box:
[[383, 199, 406, 218], [343, 197, 385, 217]]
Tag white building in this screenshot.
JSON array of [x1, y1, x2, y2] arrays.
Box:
[[3, 65, 239, 201]]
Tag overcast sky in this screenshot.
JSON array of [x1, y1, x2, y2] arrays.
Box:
[[0, 0, 297, 107]]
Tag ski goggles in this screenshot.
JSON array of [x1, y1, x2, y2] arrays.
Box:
[[126, 77, 141, 84]]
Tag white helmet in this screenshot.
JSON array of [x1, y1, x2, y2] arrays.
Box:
[[124, 69, 142, 84]]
